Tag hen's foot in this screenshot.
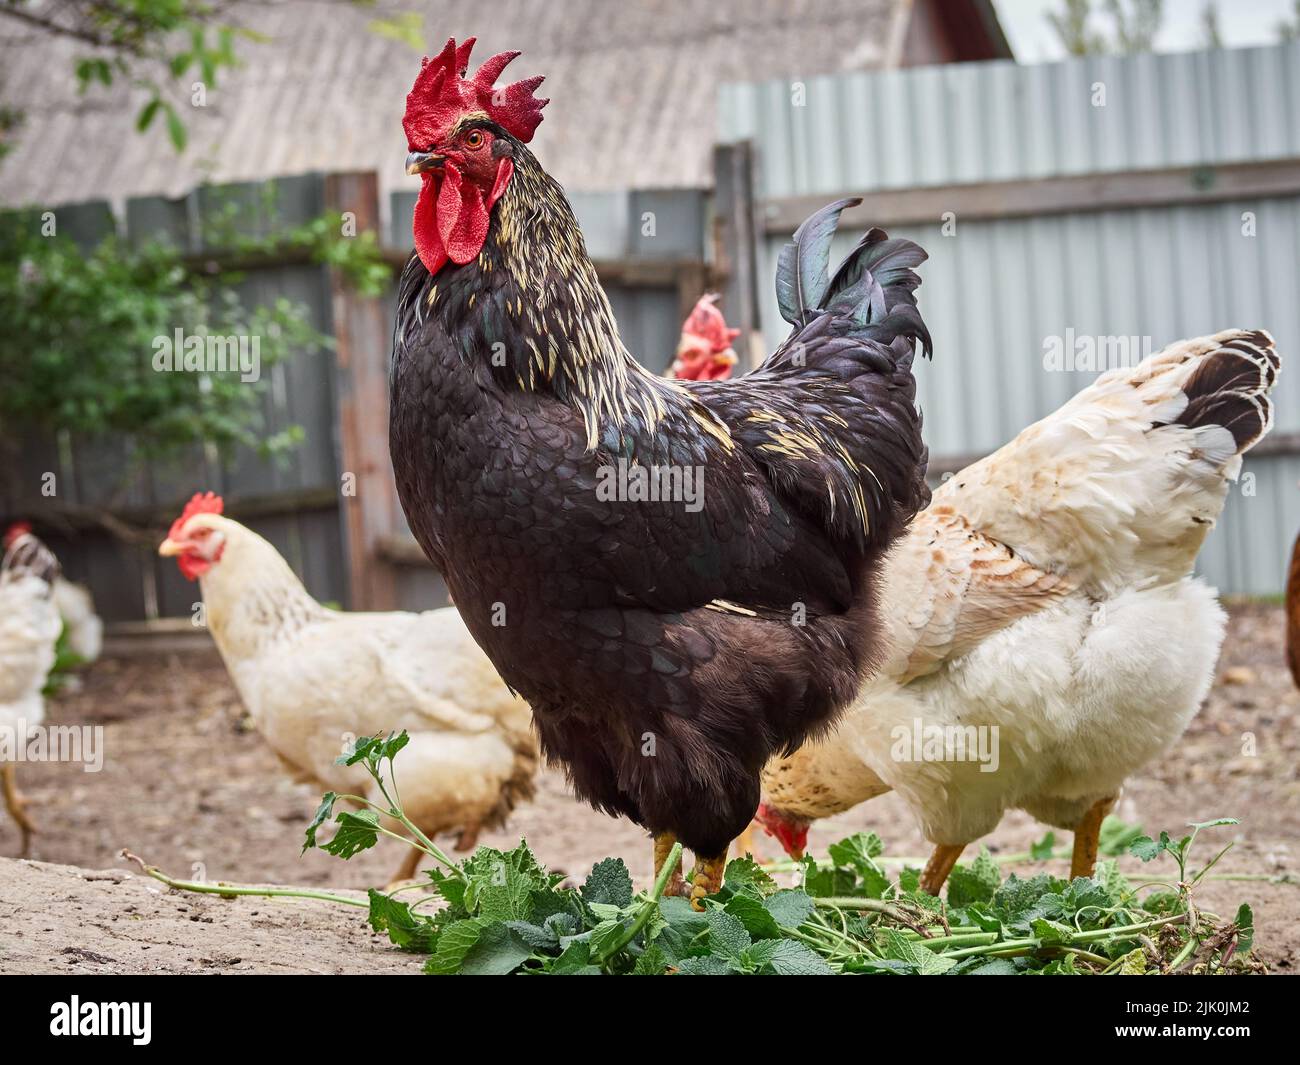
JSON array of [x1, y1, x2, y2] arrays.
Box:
[[1070, 796, 1117, 880], [688, 852, 729, 911], [919, 843, 965, 896], [653, 832, 686, 897], [1, 763, 35, 858]]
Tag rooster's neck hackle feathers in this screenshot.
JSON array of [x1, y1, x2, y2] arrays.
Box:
[[415, 144, 677, 451]]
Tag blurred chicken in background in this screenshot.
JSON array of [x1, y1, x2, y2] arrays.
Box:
[[159, 493, 538, 882], [3, 523, 103, 667], [668, 293, 740, 381], [0, 529, 62, 855]]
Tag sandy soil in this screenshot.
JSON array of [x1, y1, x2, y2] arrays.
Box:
[[1, 604, 1296, 974]]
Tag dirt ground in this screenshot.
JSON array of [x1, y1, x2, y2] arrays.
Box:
[[1, 604, 1296, 975]]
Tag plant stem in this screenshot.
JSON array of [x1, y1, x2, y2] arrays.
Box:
[[120, 850, 366, 908], [598, 842, 682, 963]]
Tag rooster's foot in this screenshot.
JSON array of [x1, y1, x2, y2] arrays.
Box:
[[688, 852, 729, 911]]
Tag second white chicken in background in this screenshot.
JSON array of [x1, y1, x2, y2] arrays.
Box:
[[758, 330, 1280, 893], [0, 529, 62, 855], [159, 493, 538, 881]]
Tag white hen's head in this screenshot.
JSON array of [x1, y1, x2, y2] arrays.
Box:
[[158, 492, 232, 581]]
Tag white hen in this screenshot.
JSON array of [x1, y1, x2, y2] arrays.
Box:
[[3, 524, 103, 666], [0, 531, 62, 855], [159, 493, 538, 880], [759, 329, 1279, 891]]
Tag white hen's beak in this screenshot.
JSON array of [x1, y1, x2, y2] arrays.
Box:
[[158, 538, 184, 557]]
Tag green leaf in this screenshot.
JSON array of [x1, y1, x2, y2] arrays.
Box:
[[367, 890, 436, 952], [302, 791, 339, 852], [763, 889, 816, 930], [877, 929, 956, 975], [632, 944, 669, 975], [947, 848, 1001, 907], [676, 955, 736, 975], [164, 103, 187, 151], [758, 940, 834, 976], [322, 809, 380, 859], [548, 940, 597, 975], [1030, 917, 1073, 944], [724, 889, 783, 940], [1129, 833, 1168, 862], [723, 856, 777, 897], [1234, 903, 1255, 956], [1189, 817, 1239, 830], [1030, 831, 1057, 860], [967, 958, 1019, 975], [705, 909, 752, 961], [459, 923, 534, 975], [136, 99, 162, 133], [425, 919, 483, 975], [581, 857, 634, 908]]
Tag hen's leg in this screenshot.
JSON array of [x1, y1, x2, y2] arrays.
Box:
[[1, 763, 35, 858], [920, 843, 965, 896], [1070, 796, 1116, 880], [653, 831, 686, 898], [688, 851, 729, 911]]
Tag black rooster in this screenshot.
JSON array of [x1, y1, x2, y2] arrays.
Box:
[[389, 39, 933, 904]]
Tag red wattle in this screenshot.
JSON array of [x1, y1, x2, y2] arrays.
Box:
[[436, 165, 487, 265], [412, 158, 515, 275], [413, 177, 449, 274]]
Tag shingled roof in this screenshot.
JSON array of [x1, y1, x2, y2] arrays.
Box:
[[0, 0, 1007, 209]]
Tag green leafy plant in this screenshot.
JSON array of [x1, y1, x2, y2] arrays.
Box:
[[127, 732, 1270, 976]]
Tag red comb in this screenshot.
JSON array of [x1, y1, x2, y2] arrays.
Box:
[[3, 521, 32, 548], [404, 37, 548, 149], [169, 492, 223, 540], [682, 294, 740, 354]]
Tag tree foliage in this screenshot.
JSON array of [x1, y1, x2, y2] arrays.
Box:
[[0, 208, 324, 495]]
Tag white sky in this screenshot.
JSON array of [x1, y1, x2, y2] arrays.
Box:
[[993, 0, 1298, 62]]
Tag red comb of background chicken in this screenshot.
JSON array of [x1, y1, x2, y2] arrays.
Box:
[[169, 492, 223, 541], [681, 294, 740, 355], [404, 37, 548, 149], [3, 520, 33, 548]]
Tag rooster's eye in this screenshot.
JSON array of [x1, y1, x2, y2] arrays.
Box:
[[464, 130, 485, 149]]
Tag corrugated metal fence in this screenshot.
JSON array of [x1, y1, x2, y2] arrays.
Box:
[[1, 174, 711, 621], [719, 41, 1300, 596]]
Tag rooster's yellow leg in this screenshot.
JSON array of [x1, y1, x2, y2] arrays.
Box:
[[1, 763, 35, 858], [1070, 796, 1117, 880], [688, 851, 729, 911], [654, 832, 686, 898], [920, 843, 965, 896]]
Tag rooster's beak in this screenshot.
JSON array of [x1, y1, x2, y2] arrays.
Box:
[[715, 349, 739, 368], [158, 538, 184, 557], [405, 150, 446, 176]]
